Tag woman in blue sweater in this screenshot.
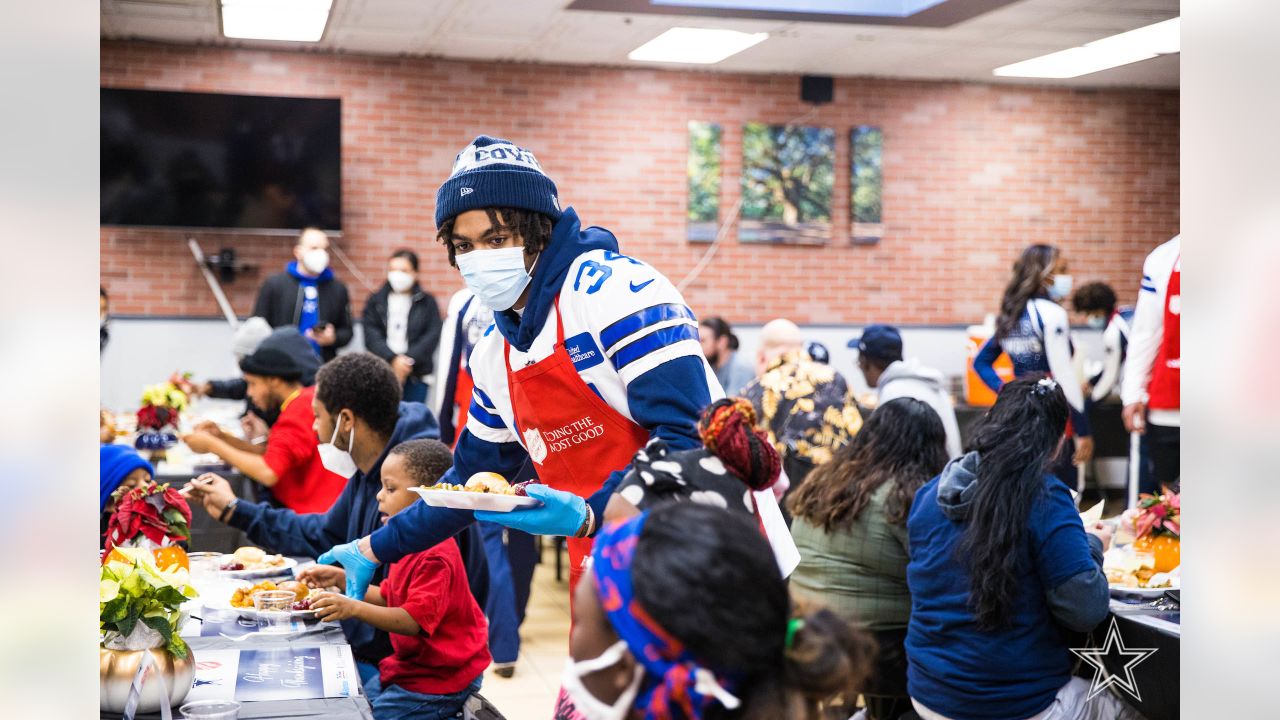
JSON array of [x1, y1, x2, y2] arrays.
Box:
[[973, 244, 1092, 488], [906, 377, 1139, 720]]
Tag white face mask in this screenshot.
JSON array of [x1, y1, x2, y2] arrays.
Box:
[[318, 419, 358, 478], [387, 270, 415, 293], [1048, 273, 1073, 301], [301, 248, 330, 275], [455, 246, 535, 312], [560, 640, 645, 720], [1086, 315, 1107, 329]]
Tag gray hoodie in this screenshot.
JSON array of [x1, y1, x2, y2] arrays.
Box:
[[877, 358, 963, 458], [935, 451, 1111, 633]]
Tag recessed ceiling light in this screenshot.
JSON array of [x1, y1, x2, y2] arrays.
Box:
[[994, 17, 1179, 79], [221, 0, 334, 43], [629, 27, 768, 64]]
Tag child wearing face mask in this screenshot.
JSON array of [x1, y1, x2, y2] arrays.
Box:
[[973, 244, 1093, 488], [361, 249, 443, 404], [298, 439, 490, 720], [564, 502, 874, 720], [1071, 281, 1134, 403]]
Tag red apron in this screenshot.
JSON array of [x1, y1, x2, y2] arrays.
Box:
[[503, 300, 650, 595], [1148, 256, 1181, 410], [451, 365, 474, 448]]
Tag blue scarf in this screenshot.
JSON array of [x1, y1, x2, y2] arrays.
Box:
[[592, 512, 742, 720], [287, 261, 333, 352]]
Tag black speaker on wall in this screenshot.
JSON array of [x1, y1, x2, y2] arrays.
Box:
[[801, 75, 834, 104]]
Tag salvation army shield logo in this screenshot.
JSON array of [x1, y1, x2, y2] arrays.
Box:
[[524, 428, 548, 464]]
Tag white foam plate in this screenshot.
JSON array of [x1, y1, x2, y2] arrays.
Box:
[[1109, 581, 1178, 599], [215, 555, 297, 579], [409, 486, 540, 512], [204, 580, 330, 619]]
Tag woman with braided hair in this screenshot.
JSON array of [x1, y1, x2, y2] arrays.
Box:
[[605, 398, 785, 524], [564, 502, 875, 720]]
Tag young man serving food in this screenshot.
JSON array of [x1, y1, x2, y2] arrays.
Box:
[[318, 135, 724, 602]]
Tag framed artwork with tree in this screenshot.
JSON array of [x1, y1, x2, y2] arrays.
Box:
[[739, 123, 834, 245], [687, 121, 722, 242], [850, 125, 884, 244]]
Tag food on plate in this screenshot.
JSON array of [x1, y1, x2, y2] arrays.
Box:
[[425, 472, 524, 495], [1104, 547, 1175, 589], [230, 580, 279, 608], [276, 580, 309, 602], [219, 546, 286, 572]]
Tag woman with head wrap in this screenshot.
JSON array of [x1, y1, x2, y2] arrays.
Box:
[[563, 502, 874, 720]]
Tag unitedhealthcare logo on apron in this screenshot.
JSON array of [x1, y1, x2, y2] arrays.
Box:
[[524, 428, 548, 464]]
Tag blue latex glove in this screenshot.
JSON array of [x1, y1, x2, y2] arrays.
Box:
[[473, 484, 587, 537], [316, 539, 379, 601]]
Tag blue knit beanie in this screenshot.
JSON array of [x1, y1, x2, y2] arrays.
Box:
[[101, 444, 155, 511], [435, 135, 562, 228]]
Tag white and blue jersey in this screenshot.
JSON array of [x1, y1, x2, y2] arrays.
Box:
[[464, 248, 722, 446], [974, 297, 1091, 436]]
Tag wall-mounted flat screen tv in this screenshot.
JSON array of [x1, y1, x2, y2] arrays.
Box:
[[101, 88, 341, 232]]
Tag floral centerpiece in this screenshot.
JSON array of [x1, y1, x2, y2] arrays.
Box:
[[100, 547, 198, 713], [1127, 487, 1180, 572], [105, 482, 192, 571], [135, 374, 191, 453]]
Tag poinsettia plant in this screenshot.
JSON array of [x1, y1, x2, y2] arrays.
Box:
[[137, 379, 189, 431], [1134, 486, 1180, 539], [100, 547, 196, 658], [105, 482, 192, 553]]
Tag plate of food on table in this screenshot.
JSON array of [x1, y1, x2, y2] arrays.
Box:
[[1104, 547, 1180, 598], [210, 579, 339, 619], [409, 471, 542, 512], [215, 546, 297, 579]]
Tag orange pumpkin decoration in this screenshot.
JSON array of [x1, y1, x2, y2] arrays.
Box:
[[1133, 534, 1180, 573], [153, 545, 189, 572]]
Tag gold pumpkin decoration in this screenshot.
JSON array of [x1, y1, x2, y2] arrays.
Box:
[[100, 646, 194, 714]]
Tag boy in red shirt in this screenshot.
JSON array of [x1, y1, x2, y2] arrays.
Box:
[[183, 343, 345, 513], [300, 439, 490, 719]]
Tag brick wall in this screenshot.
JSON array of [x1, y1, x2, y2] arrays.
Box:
[[101, 41, 1179, 325]]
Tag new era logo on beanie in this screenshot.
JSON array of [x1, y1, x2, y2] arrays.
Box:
[[436, 135, 563, 228]]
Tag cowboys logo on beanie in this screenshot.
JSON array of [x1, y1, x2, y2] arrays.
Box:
[[435, 135, 562, 228]]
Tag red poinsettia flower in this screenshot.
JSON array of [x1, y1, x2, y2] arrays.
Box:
[[104, 482, 192, 552]]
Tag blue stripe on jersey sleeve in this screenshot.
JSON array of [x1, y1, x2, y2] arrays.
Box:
[[609, 324, 700, 371], [1140, 283, 1157, 293], [600, 303, 696, 352], [473, 386, 497, 410], [469, 399, 506, 429]]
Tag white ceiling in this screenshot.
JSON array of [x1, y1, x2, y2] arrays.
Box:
[[100, 0, 1180, 88]]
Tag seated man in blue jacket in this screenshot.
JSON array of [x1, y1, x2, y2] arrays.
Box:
[[185, 352, 488, 684]]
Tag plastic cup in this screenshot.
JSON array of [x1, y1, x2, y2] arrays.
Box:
[[253, 590, 296, 634], [180, 700, 241, 719], [186, 552, 221, 580]]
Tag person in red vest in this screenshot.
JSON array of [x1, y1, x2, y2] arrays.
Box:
[[1121, 235, 1181, 492]]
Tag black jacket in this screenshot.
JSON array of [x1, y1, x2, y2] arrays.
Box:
[[252, 269, 353, 362], [361, 283, 443, 375]]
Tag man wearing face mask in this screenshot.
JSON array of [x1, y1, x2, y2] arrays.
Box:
[[183, 341, 345, 513], [184, 352, 491, 685], [252, 226, 353, 361], [973, 243, 1093, 488], [362, 249, 443, 404], [316, 135, 730, 621]]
